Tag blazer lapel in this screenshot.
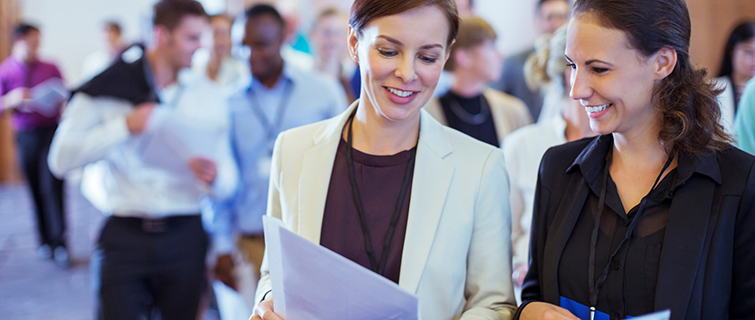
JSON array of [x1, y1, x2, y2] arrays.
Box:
[[655, 178, 716, 319], [296, 102, 356, 243], [542, 174, 590, 303], [399, 111, 455, 294]]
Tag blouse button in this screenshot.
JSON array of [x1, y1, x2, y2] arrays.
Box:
[[613, 261, 621, 270]]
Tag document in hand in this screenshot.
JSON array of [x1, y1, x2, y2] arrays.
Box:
[[30, 77, 69, 116], [262, 216, 419, 320], [140, 109, 223, 175], [624, 310, 670, 320]]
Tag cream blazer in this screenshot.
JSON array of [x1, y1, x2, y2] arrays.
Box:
[[255, 101, 517, 320], [424, 88, 532, 146]]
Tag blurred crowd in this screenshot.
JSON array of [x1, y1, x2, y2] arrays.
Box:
[[1, 0, 754, 319]]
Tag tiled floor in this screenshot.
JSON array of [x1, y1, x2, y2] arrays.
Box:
[[0, 181, 103, 320]]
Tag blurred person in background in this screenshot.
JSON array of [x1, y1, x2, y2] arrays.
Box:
[[424, 15, 531, 146], [192, 14, 249, 90], [48, 1, 238, 319], [714, 20, 755, 133], [0, 22, 69, 268], [492, 0, 570, 121], [503, 25, 595, 290], [209, 3, 346, 308], [734, 78, 755, 155], [81, 21, 128, 83], [309, 8, 357, 103]]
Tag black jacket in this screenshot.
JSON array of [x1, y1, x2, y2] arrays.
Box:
[[515, 135, 755, 320]]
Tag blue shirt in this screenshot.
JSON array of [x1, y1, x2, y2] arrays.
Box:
[[210, 63, 347, 254], [735, 78, 755, 156]]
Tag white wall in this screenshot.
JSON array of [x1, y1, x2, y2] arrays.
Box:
[[475, 0, 539, 56], [21, 0, 159, 86]]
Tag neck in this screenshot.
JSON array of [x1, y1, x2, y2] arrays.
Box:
[[562, 98, 594, 142], [450, 71, 487, 98], [346, 99, 420, 155], [259, 63, 284, 88], [611, 118, 669, 170], [732, 72, 751, 91], [207, 50, 223, 80], [146, 48, 178, 90]]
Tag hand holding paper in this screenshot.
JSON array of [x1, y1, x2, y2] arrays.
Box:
[[261, 216, 419, 320]]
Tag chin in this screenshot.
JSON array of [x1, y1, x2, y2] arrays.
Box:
[[375, 102, 421, 123]]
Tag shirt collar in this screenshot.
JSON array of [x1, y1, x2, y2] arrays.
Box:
[[247, 62, 295, 93], [567, 135, 723, 192]]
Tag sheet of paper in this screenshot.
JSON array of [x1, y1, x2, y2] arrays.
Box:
[[263, 216, 419, 320], [212, 280, 252, 320], [140, 109, 223, 175], [624, 309, 670, 320], [30, 77, 69, 116]]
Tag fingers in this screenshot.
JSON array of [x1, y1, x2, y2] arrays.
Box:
[[188, 157, 218, 184], [253, 299, 284, 320]]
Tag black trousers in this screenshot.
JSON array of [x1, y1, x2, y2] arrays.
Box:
[[92, 215, 209, 320], [15, 126, 66, 248]]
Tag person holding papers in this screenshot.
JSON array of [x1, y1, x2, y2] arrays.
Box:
[[251, 0, 516, 319], [48, 1, 237, 319], [516, 0, 755, 319], [0, 23, 69, 267]]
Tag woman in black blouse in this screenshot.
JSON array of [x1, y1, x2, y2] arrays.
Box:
[[517, 0, 755, 319]]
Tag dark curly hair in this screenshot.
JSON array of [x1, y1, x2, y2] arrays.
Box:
[[573, 0, 732, 155]]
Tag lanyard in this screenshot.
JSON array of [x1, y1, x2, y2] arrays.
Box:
[[345, 112, 416, 275], [588, 152, 674, 320], [248, 80, 294, 152]]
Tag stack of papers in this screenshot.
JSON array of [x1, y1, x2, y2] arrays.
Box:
[[626, 310, 670, 320], [140, 108, 223, 174], [29, 77, 69, 116], [263, 216, 419, 320]]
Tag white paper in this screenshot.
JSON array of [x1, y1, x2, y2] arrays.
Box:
[[29, 77, 69, 116], [624, 309, 670, 320], [263, 216, 419, 320], [212, 280, 252, 320], [140, 109, 223, 175]]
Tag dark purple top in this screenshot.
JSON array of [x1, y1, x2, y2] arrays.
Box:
[[320, 139, 415, 284], [0, 56, 64, 131]]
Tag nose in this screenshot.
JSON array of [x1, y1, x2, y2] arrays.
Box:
[[394, 55, 417, 84], [569, 67, 592, 102]]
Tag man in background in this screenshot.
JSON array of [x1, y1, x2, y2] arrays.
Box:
[[0, 23, 69, 268], [192, 14, 249, 89], [80, 21, 127, 82], [491, 0, 569, 121], [48, 1, 237, 318], [210, 4, 347, 307]]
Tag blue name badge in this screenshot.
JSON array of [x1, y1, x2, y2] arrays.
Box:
[[559, 296, 609, 320]]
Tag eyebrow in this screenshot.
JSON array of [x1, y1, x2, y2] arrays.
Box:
[[378, 34, 443, 50], [564, 54, 614, 66]]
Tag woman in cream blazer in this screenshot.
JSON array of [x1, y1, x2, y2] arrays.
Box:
[[255, 101, 516, 319], [251, 0, 516, 319]]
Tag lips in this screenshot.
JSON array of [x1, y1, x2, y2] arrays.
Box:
[[384, 86, 419, 104], [584, 103, 612, 119]]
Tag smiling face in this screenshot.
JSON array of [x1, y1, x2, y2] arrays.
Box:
[[159, 15, 207, 70], [565, 14, 671, 137], [349, 5, 451, 124]]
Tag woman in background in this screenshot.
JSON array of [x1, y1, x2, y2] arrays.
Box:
[[714, 20, 755, 133]]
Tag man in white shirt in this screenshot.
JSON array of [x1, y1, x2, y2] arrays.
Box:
[[47, 1, 236, 319]]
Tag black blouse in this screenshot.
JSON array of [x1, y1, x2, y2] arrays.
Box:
[[558, 167, 676, 319], [319, 139, 415, 284], [439, 90, 499, 147]]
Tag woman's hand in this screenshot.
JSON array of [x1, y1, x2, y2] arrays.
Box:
[[249, 298, 284, 320], [520, 302, 580, 320]]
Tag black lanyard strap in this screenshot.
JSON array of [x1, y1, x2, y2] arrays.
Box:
[[588, 152, 675, 318], [345, 112, 417, 275], [248, 80, 294, 151]]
